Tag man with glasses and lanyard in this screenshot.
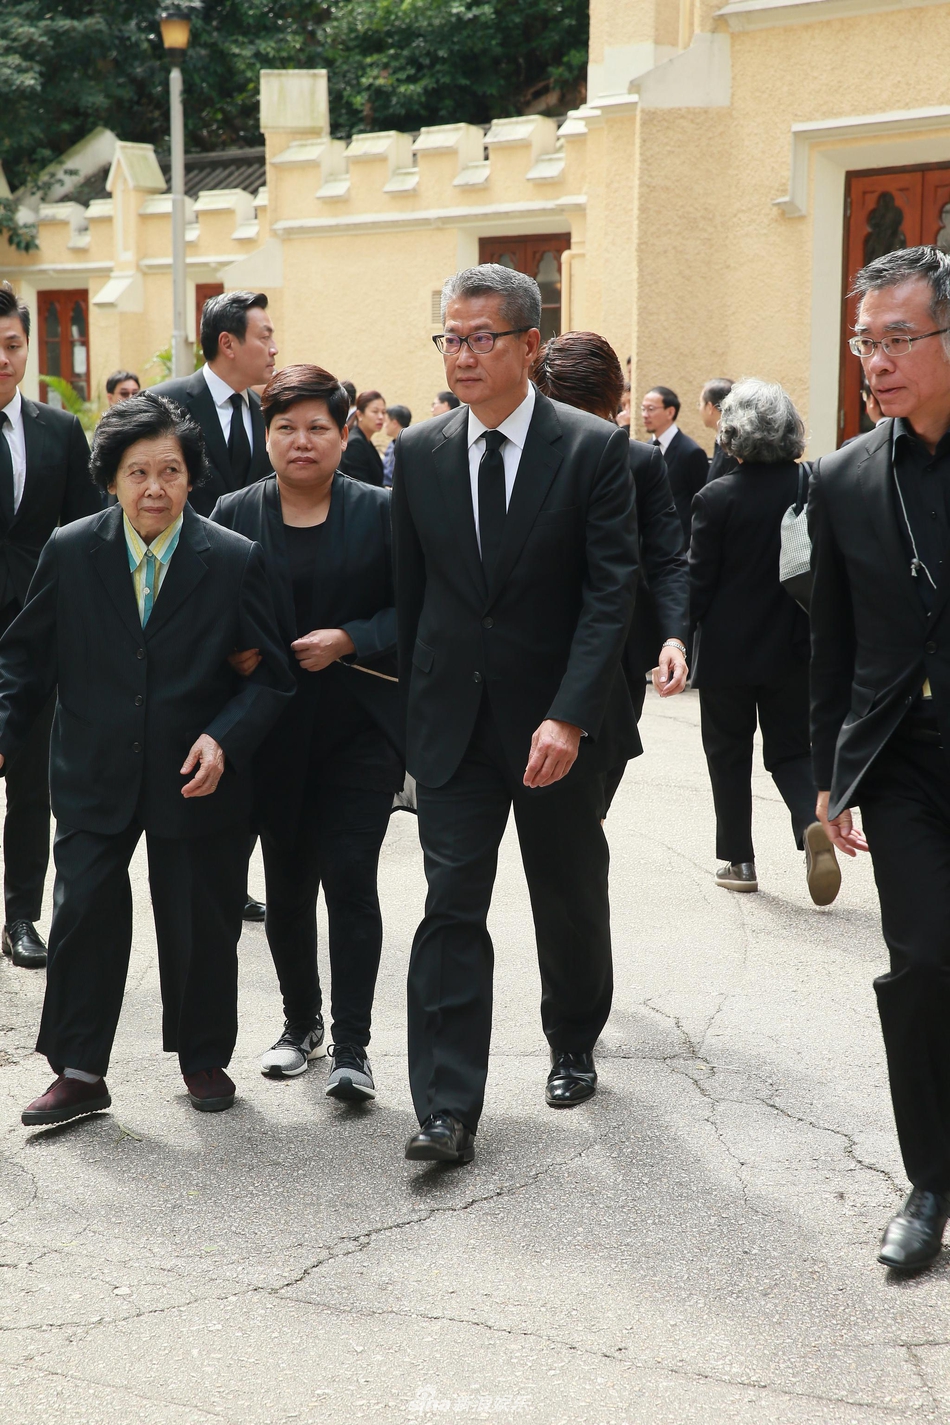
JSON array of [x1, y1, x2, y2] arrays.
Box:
[[392, 264, 638, 1164], [811, 245, 950, 1271]]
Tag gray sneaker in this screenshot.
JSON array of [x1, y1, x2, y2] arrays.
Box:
[[260, 1016, 326, 1078], [715, 861, 758, 892], [325, 1044, 376, 1101]]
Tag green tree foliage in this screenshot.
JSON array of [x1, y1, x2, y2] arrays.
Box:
[[0, 0, 587, 195]]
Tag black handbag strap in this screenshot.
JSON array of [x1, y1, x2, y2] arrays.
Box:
[[795, 461, 809, 514]]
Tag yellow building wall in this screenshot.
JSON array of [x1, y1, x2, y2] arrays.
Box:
[[4, 2, 950, 456]]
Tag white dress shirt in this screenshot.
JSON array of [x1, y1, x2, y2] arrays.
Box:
[[0, 389, 27, 513], [654, 422, 678, 455], [201, 364, 254, 451], [467, 383, 536, 554]]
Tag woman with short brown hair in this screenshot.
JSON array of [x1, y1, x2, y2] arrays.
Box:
[[211, 364, 403, 1102]]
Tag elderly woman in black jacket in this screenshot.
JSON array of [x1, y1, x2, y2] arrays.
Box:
[[212, 365, 403, 1103], [690, 378, 838, 904]]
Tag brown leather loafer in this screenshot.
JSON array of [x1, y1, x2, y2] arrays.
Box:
[[183, 1067, 236, 1112], [804, 822, 841, 906], [22, 1075, 111, 1126]]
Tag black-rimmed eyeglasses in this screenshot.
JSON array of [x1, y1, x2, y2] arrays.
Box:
[[432, 328, 531, 355], [848, 327, 950, 358]]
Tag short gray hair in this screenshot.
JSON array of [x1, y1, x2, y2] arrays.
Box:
[[851, 245, 950, 358], [440, 264, 542, 330], [718, 378, 805, 463]]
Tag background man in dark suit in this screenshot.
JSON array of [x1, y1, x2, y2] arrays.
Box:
[[0, 394, 293, 1126], [0, 281, 99, 970], [392, 265, 639, 1164], [640, 384, 709, 541], [151, 290, 276, 519], [153, 289, 278, 921], [699, 377, 735, 483], [812, 246, 950, 1271]]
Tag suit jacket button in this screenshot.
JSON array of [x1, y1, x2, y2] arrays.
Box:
[[132, 741, 142, 753], [473, 671, 483, 684], [482, 617, 494, 629], [134, 695, 144, 706], [136, 648, 145, 659], [926, 640, 937, 654]]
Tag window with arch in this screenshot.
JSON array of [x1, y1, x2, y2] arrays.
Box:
[[840, 166, 950, 443], [38, 289, 89, 405], [478, 234, 570, 342]]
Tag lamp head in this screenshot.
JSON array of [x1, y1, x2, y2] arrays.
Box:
[[160, 5, 195, 62]]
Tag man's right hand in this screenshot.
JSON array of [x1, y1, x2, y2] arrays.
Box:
[[228, 647, 262, 677], [816, 789, 869, 856]]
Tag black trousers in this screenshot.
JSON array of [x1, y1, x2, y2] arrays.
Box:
[[36, 820, 247, 1078], [261, 785, 393, 1046], [860, 737, 950, 1192], [698, 667, 816, 863], [409, 696, 612, 1132], [0, 599, 54, 924]]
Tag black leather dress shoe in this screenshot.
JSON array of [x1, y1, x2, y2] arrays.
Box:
[[878, 1188, 950, 1270], [405, 1113, 475, 1164], [2, 920, 48, 969], [243, 898, 266, 922], [546, 1049, 597, 1107]]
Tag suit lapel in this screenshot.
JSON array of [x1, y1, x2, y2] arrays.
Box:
[[186, 372, 232, 482], [144, 504, 210, 640], [262, 477, 296, 642], [859, 423, 925, 625], [249, 392, 271, 482], [16, 400, 51, 530], [486, 394, 562, 605], [431, 409, 487, 602], [89, 505, 144, 644]]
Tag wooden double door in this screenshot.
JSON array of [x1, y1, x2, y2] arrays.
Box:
[[840, 166, 950, 442], [479, 234, 570, 342]]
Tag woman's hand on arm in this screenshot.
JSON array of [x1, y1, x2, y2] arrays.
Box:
[[291, 628, 357, 672], [228, 648, 262, 677]]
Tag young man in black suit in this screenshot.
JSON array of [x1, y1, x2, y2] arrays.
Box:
[[153, 289, 278, 921], [0, 394, 293, 1126], [392, 265, 639, 1163], [699, 377, 735, 483], [812, 246, 950, 1271], [151, 290, 276, 519], [641, 384, 709, 541], [0, 282, 99, 970]]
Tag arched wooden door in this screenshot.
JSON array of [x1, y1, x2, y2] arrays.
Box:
[[478, 234, 570, 342], [38, 290, 89, 406], [839, 166, 950, 443]]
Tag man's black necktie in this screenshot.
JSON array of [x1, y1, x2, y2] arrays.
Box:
[[0, 412, 15, 530], [227, 393, 252, 488], [478, 429, 507, 580]]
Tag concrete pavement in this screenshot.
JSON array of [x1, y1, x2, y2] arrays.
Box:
[[1, 687, 947, 1424]]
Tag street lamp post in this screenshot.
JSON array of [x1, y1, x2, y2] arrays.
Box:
[[160, 8, 193, 378]]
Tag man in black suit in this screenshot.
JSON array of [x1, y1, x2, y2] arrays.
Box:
[[699, 377, 735, 483], [0, 394, 293, 1126], [0, 281, 99, 970], [640, 385, 709, 541], [151, 290, 276, 519], [153, 289, 278, 921], [392, 265, 639, 1164], [811, 245, 950, 1271]]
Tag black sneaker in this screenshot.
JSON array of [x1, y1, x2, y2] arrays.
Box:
[[325, 1043, 376, 1101], [260, 1016, 326, 1078]]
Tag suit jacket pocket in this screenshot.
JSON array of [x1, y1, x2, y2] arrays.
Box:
[[412, 639, 435, 673], [850, 682, 876, 717], [533, 506, 578, 522]]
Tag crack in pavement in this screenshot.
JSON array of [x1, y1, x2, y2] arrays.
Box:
[[267, 1139, 600, 1289], [903, 1344, 944, 1419], [1, 1356, 226, 1420], [277, 1296, 932, 1417], [641, 998, 904, 1204]]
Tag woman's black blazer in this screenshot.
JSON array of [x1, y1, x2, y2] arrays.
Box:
[[689, 459, 810, 688], [210, 473, 402, 831], [339, 423, 385, 487]]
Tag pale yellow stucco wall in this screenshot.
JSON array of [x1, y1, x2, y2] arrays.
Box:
[[4, 1, 950, 457]]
